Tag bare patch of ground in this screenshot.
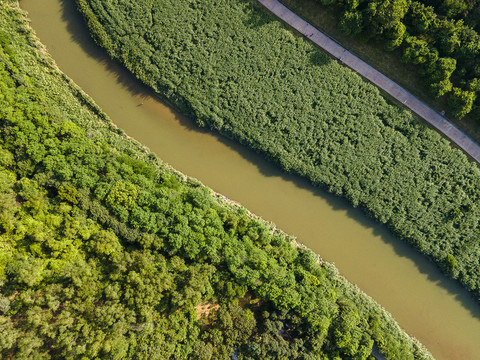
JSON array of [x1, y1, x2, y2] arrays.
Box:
[[195, 303, 220, 320]]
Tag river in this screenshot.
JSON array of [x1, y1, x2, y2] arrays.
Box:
[[20, 1, 480, 358]]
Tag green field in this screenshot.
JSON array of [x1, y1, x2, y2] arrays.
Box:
[[75, 0, 480, 299], [0, 1, 433, 359]]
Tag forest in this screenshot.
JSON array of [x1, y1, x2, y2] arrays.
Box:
[[311, 0, 480, 118], [0, 1, 434, 359], [75, 0, 480, 300]]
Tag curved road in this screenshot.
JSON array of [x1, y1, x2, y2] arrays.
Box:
[[257, 0, 480, 164]]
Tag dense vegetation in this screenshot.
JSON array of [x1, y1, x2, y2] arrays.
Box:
[[75, 0, 480, 299], [311, 0, 480, 118], [0, 1, 434, 359], [419, 0, 480, 30]]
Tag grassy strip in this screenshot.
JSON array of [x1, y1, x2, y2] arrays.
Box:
[[74, 0, 480, 299], [0, 0, 433, 359]]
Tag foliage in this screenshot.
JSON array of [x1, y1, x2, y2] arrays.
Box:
[[0, 2, 433, 359], [448, 87, 476, 118], [75, 0, 480, 300], [338, 10, 364, 35], [420, 0, 480, 29], [312, 0, 480, 117], [401, 36, 431, 64]]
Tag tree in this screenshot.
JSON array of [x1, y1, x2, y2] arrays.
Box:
[[344, 0, 362, 11], [364, 0, 410, 35], [88, 229, 122, 261], [5, 254, 44, 287], [58, 184, 81, 204], [339, 11, 364, 35], [105, 181, 138, 211], [429, 79, 453, 97], [432, 19, 461, 55], [384, 21, 407, 50], [402, 36, 431, 64], [422, 57, 456, 83], [406, 2, 436, 33], [448, 87, 476, 118], [456, 26, 480, 61], [440, 0, 468, 17], [446, 253, 458, 274], [465, 78, 480, 92]]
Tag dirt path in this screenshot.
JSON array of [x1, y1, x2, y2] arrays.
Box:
[[257, 0, 480, 164]]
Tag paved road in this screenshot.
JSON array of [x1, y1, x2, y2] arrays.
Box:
[[257, 0, 480, 164]]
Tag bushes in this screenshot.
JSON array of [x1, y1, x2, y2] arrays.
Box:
[[448, 87, 476, 118], [76, 0, 480, 299]]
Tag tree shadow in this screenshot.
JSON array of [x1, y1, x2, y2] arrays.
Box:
[[309, 48, 333, 67], [242, 1, 276, 29]]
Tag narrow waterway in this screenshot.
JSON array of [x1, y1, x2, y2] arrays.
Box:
[[20, 1, 480, 359]]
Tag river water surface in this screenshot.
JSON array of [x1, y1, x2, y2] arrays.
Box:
[[20, 1, 480, 359]]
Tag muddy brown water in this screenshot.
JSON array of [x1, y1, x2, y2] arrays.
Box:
[[20, 1, 480, 358]]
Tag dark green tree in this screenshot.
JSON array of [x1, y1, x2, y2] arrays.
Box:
[[448, 87, 476, 118], [338, 11, 364, 35], [402, 36, 431, 64]]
